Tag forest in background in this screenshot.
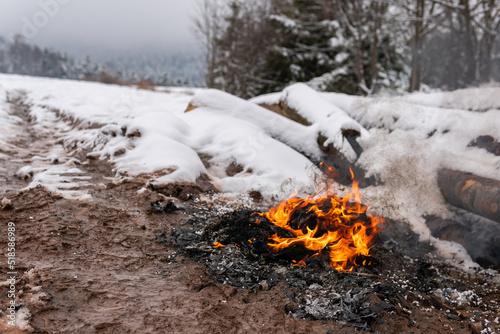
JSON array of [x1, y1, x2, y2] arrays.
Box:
[[0, 34, 204, 87], [194, 0, 500, 98], [1, 0, 499, 96]]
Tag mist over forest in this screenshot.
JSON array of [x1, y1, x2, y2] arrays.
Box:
[[0, 34, 204, 87]]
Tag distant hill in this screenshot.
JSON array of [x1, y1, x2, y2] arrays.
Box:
[[0, 35, 205, 87]]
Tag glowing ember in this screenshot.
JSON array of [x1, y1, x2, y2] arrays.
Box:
[[213, 241, 226, 248], [256, 168, 384, 271]]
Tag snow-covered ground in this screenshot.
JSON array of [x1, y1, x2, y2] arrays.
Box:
[[1, 73, 499, 271]]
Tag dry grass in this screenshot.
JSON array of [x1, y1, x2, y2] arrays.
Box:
[[136, 79, 156, 90]]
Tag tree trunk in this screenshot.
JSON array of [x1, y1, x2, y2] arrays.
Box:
[[409, 0, 424, 92], [369, 27, 379, 90], [478, 0, 498, 82], [409, 42, 422, 92], [460, 0, 477, 85], [438, 169, 500, 224]]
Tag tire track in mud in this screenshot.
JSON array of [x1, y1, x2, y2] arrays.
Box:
[[0, 90, 92, 200]]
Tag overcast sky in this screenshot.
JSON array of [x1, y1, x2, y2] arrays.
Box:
[[0, 0, 200, 54]]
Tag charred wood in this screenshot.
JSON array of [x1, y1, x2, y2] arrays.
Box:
[[342, 129, 363, 157], [317, 133, 374, 187], [468, 135, 500, 156]]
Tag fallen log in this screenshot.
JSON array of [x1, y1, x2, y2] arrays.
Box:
[[259, 102, 311, 126], [259, 101, 373, 186], [438, 169, 500, 223]]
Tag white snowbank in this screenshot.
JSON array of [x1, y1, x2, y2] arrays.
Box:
[[400, 85, 500, 111], [185, 89, 320, 197], [0, 74, 321, 199], [189, 88, 322, 160]]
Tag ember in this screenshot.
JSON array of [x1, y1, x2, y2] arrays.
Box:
[[256, 169, 384, 271]]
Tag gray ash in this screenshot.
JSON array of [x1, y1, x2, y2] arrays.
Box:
[[169, 208, 500, 332]]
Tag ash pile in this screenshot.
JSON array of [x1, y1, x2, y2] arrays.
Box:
[[171, 207, 500, 332]]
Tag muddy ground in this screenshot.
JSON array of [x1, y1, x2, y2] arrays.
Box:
[[0, 91, 499, 333], [0, 160, 499, 334]]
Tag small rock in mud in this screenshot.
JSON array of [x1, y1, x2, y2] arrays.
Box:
[[0, 197, 13, 210], [150, 200, 181, 213]]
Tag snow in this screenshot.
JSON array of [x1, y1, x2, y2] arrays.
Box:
[[335, 95, 500, 181], [0, 93, 23, 156], [184, 89, 321, 197], [1, 73, 499, 271], [400, 85, 500, 111], [189, 88, 322, 160]]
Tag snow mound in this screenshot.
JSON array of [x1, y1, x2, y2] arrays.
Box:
[[187, 89, 320, 197], [0, 74, 322, 199]]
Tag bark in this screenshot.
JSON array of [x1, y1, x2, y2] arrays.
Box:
[[409, 41, 422, 92], [438, 168, 500, 223], [480, 32, 495, 81], [192, 0, 225, 88], [352, 0, 367, 94], [409, 0, 425, 92], [369, 32, 379, 89], [478, 0, 500, 82], [460, 0, 477, 84], [258, 102, 311, 126]]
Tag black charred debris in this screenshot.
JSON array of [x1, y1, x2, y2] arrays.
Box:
[[166, 208, 500, 332]]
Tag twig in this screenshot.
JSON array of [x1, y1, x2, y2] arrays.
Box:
[[431, 295, 466, 318]]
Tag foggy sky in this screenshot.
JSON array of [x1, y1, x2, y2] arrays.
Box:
[[0, 0, 200, 53]]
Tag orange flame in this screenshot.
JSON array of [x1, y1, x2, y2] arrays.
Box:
[[213, 241, 226, 248], [257, 168, 383, 271]]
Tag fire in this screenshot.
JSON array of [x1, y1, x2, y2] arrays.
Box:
[[256, 168, 383, 271], [213, 241, 226, 248]]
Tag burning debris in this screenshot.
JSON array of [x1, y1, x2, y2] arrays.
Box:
[[172, 206, 499, 332], [168, 173, 500, 332], [254, 173, 383, 271]]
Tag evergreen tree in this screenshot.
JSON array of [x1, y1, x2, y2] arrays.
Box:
[[261, 0, 342, 93], [213, 0, 276, 98]]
